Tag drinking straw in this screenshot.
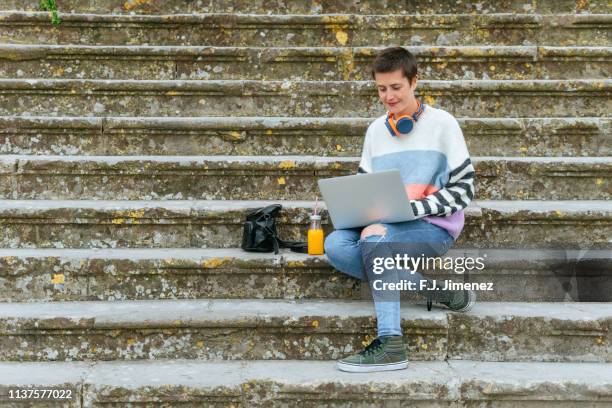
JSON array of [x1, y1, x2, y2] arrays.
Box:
[[314, 196, 318, 216]]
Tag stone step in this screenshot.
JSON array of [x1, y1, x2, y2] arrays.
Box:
[[1, 247, 609, 302], [2, 44, 610, 81], [0, 299, 610, 362], [1, 79, 609, 117], [3, 359, 612, 408], [1, 155, 609, 201], [5, 0, 609, 14], [0, 199, 609, 249], [2, 116, 609, 157], [1, 360, 611, 407], [2, 12, 609, 47]]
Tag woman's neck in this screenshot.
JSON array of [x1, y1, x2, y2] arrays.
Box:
[[393, 98, 419, 118]]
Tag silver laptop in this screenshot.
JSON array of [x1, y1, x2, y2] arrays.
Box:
[[317, 170, 416, 229]]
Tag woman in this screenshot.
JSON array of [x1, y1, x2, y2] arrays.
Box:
[[324, 47, 476, 373]]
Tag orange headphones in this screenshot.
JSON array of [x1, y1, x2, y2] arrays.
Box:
[[385, 99, 425, 137]]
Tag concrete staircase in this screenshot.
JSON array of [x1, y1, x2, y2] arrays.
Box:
[[0, 1, 610, 406]]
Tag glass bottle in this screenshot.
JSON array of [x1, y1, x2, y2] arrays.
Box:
[[307, 214, 324, 255]]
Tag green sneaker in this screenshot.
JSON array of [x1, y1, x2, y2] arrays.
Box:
[[421, 279, 476, 312], [337, 335, 408, 372]]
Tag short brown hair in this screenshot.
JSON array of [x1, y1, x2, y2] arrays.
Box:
[[370, 47, 418, 82]]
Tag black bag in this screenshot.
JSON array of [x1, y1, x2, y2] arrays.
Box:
[[241, 204, 308, 254]]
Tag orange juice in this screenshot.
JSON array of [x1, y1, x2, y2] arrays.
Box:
[[307, 214, 324, 255], [308, 228, 324, 255]]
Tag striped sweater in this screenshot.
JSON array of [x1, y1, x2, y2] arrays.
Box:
[[357, 104, 475, 240]]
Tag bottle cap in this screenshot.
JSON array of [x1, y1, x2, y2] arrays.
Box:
[[310, 214, 321, 220]]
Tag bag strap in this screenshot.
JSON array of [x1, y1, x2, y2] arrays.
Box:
[[260, 223, 281, 254], [260, 210, 308, 253], [278, 237, 308, 254]]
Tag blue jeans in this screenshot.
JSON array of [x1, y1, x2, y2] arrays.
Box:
[[324, 219, 454, 337]]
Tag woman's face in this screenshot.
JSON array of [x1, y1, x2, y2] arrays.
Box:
[[374, 69, 418, 116]]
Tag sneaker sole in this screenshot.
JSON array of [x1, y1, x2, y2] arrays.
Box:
[[336, 360, 408, 373], [453, 289, 476, 313]]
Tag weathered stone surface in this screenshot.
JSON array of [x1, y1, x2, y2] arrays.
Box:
[[5, 0, 610, 14], [0, 361, 86, 407], [537, 46, 611, 79], [2, 359, 610, 407], [447, 303, 612, 362], [0, 199, 609, 249], [1, 79, 610, 117], [1, 248, 609, 302], [0, 0, 609, 403], [0, 116, 608, 157], [0, 300, 609, 362], [473, 156, 612, 200], [241, 360, 612, 407], [0, 155, 356, 201], [1, 154, 609, 200], [1, 44, 609, 80], [475, 200, 612, 249], [1, 12, 609, 47], [81, 359, 245, 407], [0, 247, 356, 302], [0, 299, 450, 362]]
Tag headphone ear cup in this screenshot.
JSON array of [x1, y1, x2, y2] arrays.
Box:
[[395, 117, 414, 134], [385, 100, 424, 137]]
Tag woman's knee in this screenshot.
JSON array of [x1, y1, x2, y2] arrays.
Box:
[[360, 223, 388, 240], [324, 230, 364, 277]]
